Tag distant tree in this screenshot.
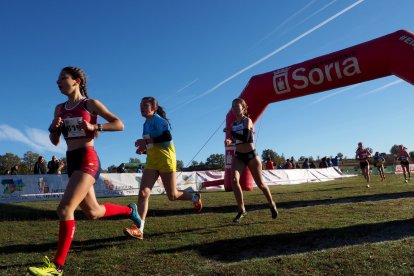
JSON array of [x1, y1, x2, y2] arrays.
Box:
[[390, 144, 400, 156], [309, 156, 314, 161], [366, 147, 373, 154], [198, 161, 206, 170], [183, 160, 199, 171], [0, 153, 21, 174], [337, 152, 343, 159], [177, 160, 184, 171], [299, 156, 306, 161], [410, 151, 414, 161], [205, 154, 225, 170], [261, 149, 284, 167], [129, 157, 142, 165], [60, 157, 67, 174], [20, 151, 40, 174]]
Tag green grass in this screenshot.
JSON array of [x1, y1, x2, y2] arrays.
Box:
[[1, 174, 414, 275]]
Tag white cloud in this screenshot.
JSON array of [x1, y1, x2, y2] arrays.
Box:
[[309, 83, 362, 105], [0, 124, 66, 154], [355, 79, 404, 98], [177, 0, 366, 108]]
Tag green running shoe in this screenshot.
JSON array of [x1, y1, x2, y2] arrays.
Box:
[[27, 256, 62, 276]]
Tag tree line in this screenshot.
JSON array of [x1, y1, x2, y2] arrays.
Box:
[[2, 144, 413, 175]]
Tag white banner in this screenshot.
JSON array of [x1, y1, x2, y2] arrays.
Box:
[[262, 167, 352, 185], [394, 164, 414, 174], [0, 168, 354, 203], [0, 172, 199, 203]]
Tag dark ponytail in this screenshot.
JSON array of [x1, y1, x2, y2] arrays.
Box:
[[156, 105, 171, 128], [141, 97, 171, 128]]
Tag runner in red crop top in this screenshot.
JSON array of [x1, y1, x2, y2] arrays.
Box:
[[28, 67, 141, 276], [397, 144, 411, 182], [355, 142, 371, 187], [58, 98, 97, 140]]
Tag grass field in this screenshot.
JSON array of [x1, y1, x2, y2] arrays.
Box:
[[1, 173, 414, 275]]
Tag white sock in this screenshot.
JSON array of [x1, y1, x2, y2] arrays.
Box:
[[140, 220, 145, 233]]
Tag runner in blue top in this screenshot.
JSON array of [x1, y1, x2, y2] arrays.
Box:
[[373, 152, 386, 182], [123, 96, 202, 240]]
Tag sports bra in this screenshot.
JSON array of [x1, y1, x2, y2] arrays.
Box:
[[231, 117, 253, 145], [59, 98, 97, 140]]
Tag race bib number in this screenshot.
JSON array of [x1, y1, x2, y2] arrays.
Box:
[[64, 117, 85, 138]]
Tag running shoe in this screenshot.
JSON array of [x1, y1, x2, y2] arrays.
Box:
[[193, 192, 202, 213], [129, 203, 141, 228], [123, 225, 144, 240], [233, 210, 247, 223], [270, 205, 278, 219], [27, 256, 62, 276]]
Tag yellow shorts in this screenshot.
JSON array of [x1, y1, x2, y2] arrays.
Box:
[[145, 143, 176, 173]]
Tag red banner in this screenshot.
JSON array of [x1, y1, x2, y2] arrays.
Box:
[[225, 30, 414, 191]]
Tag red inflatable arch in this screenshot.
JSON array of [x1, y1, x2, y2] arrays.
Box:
[[224, 29, 414, 191]]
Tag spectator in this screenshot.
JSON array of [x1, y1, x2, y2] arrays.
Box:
[[10, 165, 19, 175], [326, 157, 333, 167], [34, 156, 47, 174], [47, 156, 60, 174], [309, 161, 316, 169], [265, 157, 275, 170], [290, 157, 296, 169], [57, 160, 65, 174], [319, 157, 328, 168], [136, 164, 143, 173], [332, 156, 339, 167], [302, 158, 310, 169], [283, 159, 293, 169], [117, 163, 128, 173]]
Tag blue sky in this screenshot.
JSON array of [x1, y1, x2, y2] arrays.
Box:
[[1, 0, 414, 169]]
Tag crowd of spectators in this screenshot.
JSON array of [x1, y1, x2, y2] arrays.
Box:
[[263, 155, 340, 170], [3, 155, 65, 175]]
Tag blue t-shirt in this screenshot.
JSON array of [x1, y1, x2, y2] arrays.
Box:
[[143, 113, 172, 148]]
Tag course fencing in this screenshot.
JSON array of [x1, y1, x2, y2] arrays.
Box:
[[0, 167, 355, 203]]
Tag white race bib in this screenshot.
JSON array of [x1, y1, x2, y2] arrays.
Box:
[[64, 117, 86, 138]]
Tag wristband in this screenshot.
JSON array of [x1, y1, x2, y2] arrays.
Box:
[[97, 124, 103, 132]]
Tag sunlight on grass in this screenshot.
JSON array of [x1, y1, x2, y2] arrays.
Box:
[[1, 174, 414, 275]]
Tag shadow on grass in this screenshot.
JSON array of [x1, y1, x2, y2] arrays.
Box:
[[146, 191, 414, 217], [0, 204, 131, 222], [0, 235, 130, 257], [153, 218, 414, 262], [1, 191, 414, 221]]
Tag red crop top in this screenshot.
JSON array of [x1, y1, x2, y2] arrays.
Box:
[[58, 98, 97, 140]]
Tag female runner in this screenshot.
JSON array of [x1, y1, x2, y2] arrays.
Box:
[[28, 66, 141, 275], [225, 98, 278, 223]]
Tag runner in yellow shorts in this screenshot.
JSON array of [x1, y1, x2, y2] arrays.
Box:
[[123, 96, 202, 240]]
